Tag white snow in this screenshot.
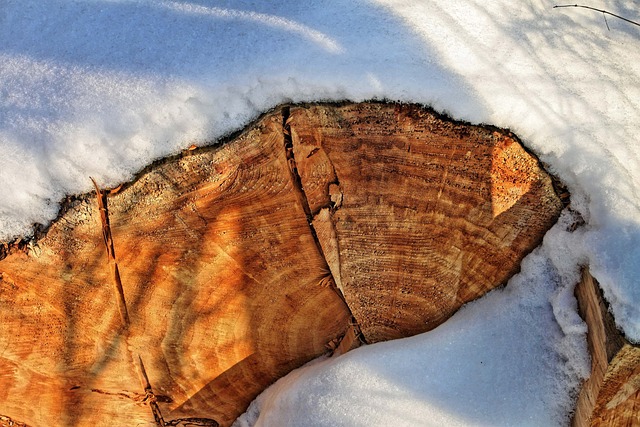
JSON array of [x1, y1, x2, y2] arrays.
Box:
[[2, 0, 640, 425], [235, 236, 588, 427], [234, 211, 592, 427]]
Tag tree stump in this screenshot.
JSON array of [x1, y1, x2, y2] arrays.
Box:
[[0, 102, 563, 426]]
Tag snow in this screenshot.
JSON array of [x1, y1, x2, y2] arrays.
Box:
[[234, 211, 592, 427], [1, 0, 639, 425]]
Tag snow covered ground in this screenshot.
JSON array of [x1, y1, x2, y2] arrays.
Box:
[[1, 0, 639, 425]]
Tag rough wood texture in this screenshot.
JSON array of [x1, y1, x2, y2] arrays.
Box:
[[0, 414, 29, 427], [288, 103, 563, 342], [0, 111, 352, 427], [573, 268, 640, 427], [0, 102, 564, 425]]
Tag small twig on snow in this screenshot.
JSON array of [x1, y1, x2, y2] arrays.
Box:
[[554, 4, 640, 28]]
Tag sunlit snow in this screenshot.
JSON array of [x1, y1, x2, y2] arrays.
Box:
[[1, 0, 639, 425]]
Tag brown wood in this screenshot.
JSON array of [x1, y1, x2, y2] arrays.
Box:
[[0, 111, 352, 427], [573, 268, 640, 427], [0, 102, 564, 425], [288, 103, 563, 342]]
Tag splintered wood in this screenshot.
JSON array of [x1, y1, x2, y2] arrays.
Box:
[[573, 269, 640, 427], [0, 103, 563, 426]]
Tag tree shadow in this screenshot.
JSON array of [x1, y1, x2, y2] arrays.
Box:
[[0, 0, 492, 242], [60, 110, 351, 426]]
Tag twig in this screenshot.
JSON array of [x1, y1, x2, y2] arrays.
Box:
[[554, 4, 640, 28]]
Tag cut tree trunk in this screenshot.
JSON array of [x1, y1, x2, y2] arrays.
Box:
[[573, 269, 640, 427], [0, 102, 564, 426], [287, 103, 564, 341]]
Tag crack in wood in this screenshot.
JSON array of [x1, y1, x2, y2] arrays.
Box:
[[282, 107, 315, 224], [87, 387, 174, 405], [137, 355, 166, 427], [281, 107, 366, 348], [92, 179, 219, 427], [164, 418, 220, 427], [91, 177, 130, 327]]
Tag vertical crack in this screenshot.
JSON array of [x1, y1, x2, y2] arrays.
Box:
[[138, 355, 167, 427], [282, 107, 316, 229], [92, 179, 218, 427], [281, 108, 367, 347], [91, 177, 130, 327]]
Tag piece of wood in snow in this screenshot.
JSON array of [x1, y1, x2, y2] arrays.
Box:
[[0, 102, 565, 425], [573, 268, 640, 427], [0, 111, 351, 427]]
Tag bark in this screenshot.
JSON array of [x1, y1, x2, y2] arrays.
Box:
[[0, 102, 564, 426], [573, 269, 640, 427]]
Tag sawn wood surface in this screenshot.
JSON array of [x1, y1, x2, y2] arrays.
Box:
[[0, 102, 564, 426]]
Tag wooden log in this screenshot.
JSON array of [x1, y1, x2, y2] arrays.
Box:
[[288, 103, 564, 342], [0, 102, 564, 425], [573, 268, 640, 427], [0, 111, 352, 426]]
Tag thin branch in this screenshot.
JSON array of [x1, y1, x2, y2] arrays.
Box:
[[554, 4, 640, 28]]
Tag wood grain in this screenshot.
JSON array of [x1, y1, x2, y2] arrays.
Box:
[[288, 103, 563, 342], [0, 110, 352, 426], [0, 102, 565, 425], [573, 268, 640, 427]]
